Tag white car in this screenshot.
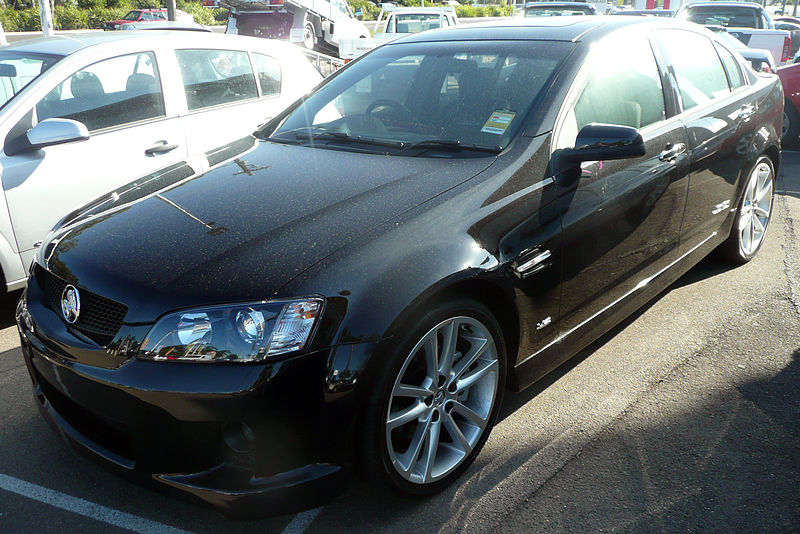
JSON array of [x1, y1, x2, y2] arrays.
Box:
[[0, 32, 322, 292]]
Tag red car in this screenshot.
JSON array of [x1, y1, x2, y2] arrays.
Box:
[[779, 62, 800, 145], [104, 9, 168, 30]]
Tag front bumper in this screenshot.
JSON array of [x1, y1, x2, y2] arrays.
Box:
[[17, 286, 364, 519]]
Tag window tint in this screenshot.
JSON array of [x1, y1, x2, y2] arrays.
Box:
[[176, 49, 258, 111], [569, 37, 666, 139], [36, 52, 164, 132], [715, 43, 745, 90], [680, 6, 763, 28], [659, 30, 730, 112], [253, 53, 281, 96]]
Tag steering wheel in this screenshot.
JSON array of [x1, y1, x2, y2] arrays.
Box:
[[365, 99, 414, 123]]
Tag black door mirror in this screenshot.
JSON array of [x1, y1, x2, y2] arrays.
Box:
[[560, 123, 646, 164], [552, 124, 646, 186]]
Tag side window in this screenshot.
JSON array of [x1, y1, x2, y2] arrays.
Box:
[[253, 53, 282, 96], [155, 11, 167, 20], [659, 30, 730, 112], [562, 37, 666, 147], [176, 49, 258, 111], [36, 52, 164, 132], [715, 43, 745, 90]]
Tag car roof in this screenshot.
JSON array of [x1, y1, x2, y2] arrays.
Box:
[[682, 2, 765, 8], [393, 17, 703, 45], [0, 31, 302, 58]]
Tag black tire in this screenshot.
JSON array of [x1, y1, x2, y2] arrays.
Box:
[[717, 155, 775, 264], [360, 298, 506, 496], [302, 23, 316, 51], [783, 99, 800, 148]]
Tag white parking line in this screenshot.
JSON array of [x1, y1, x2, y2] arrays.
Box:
[[280, 507, 322, 534], [0, 473, 193, 534]]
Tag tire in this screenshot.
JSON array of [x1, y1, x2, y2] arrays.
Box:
[[717, 155, 775, 264], [360, 298, 506, 495], [783, 100, 800, 148], [302, 23, 316, 51]]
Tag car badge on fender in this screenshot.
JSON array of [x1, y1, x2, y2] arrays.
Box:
[[61, 285, 81, 324]]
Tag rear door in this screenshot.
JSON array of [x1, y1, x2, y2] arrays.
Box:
[[555, 32, 690, 338], [654, 29, 758, 252], [0, 48, 188, 271], [171, 47, 298, 160]]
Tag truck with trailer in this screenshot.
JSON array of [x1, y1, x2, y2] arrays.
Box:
[[222, 0, 370, 57]]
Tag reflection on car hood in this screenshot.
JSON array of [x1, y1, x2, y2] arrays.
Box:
[[45, 140, 495, 322]]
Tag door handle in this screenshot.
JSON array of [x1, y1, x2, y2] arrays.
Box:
[[738, 104, 755, 121], [145, 141, 179, 156], [658, 142, 686, 162]]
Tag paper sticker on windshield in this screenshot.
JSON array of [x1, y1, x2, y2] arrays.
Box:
[[481, 111, 516, 135]]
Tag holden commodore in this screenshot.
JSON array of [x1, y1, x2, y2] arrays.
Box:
[[16, 17, 781, 517]]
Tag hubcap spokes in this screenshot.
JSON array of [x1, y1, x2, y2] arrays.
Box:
[[739, 162, 773, 256], [386, 317, 499, 484]]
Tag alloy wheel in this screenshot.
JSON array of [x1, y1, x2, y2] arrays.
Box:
[[385, 316, 499, 484], [738, 160, 774, 256]]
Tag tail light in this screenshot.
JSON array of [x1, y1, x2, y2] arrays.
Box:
[[269, 0, 283, 4], [783, 35, 791, 63]]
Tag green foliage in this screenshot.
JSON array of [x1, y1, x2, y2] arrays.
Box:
[[54, 5, 89, 29], [76, 0, 105, 9], [349, 0, 380, 21], [180, 1, 216, 25]]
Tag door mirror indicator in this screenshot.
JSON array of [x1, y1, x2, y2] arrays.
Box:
[[6, 118, 89, 156]]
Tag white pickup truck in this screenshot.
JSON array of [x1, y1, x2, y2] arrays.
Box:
[[340, 6, 458, 60], [676, 1, 792, 65]]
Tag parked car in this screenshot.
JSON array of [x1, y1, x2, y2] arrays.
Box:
[[17, 17, 781, 517], [676, 2, 793, 64], [523, 1, 599, 16], [778, 63, 800, 144], [0, 32, 322, 293], [104, 9, 168, 30], [774, 20, 800, 56]]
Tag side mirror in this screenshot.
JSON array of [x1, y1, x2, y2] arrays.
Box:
[[5, 118, 89, 156], [559, 123, 646, 165]]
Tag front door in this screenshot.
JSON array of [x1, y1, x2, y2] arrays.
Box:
[[555, 34, 690, 338], [0, 50, 188, 270]]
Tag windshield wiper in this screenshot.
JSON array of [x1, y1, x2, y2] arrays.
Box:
[[399, 139, 502, 155], [294, 131, 405, 149]]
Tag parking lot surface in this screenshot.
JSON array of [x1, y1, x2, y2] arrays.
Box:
[[2, 153, 800, 533]]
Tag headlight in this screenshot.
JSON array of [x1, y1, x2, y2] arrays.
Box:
[[138, 298, 322, 363]]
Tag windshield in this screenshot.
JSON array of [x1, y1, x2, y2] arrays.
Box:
[[679, 6, 763, 28], [525, 5, 593, 16], [267, 40, 573, 157], [389, 13, 447, 33], [0, 51, 63, 110], [122, 10, 142, 21]]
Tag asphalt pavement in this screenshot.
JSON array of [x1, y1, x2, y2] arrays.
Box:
[[1, 153, 799, 533]]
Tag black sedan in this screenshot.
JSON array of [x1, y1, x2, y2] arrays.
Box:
[[16, 17, 782, 517]]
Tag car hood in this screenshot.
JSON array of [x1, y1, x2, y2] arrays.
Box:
[[43, 140, 495, 323]]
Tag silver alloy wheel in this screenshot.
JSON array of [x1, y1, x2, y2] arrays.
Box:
[[738, 160, 774, 256], [385, 316, 499, 484]]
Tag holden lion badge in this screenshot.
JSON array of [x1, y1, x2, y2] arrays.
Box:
[[61, 285, 81, 324]]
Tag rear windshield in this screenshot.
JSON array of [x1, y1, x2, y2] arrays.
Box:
[[0, 51, 63, 110], [267, 40, 573, 157], [525, 5, 594, 16], [679, 6, 764, 28]]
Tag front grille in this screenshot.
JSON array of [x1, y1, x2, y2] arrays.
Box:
[[37, 266, 128, 346]]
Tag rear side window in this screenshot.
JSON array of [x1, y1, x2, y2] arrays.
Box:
[[658, 30, 730, 112], [253, 53, 281, 96], [680, 6, 764, 28], [715, 43, 745, 90], [559, 35, 665, 147], [36, 52, 164, 132], [176, 49, 258, 111]]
